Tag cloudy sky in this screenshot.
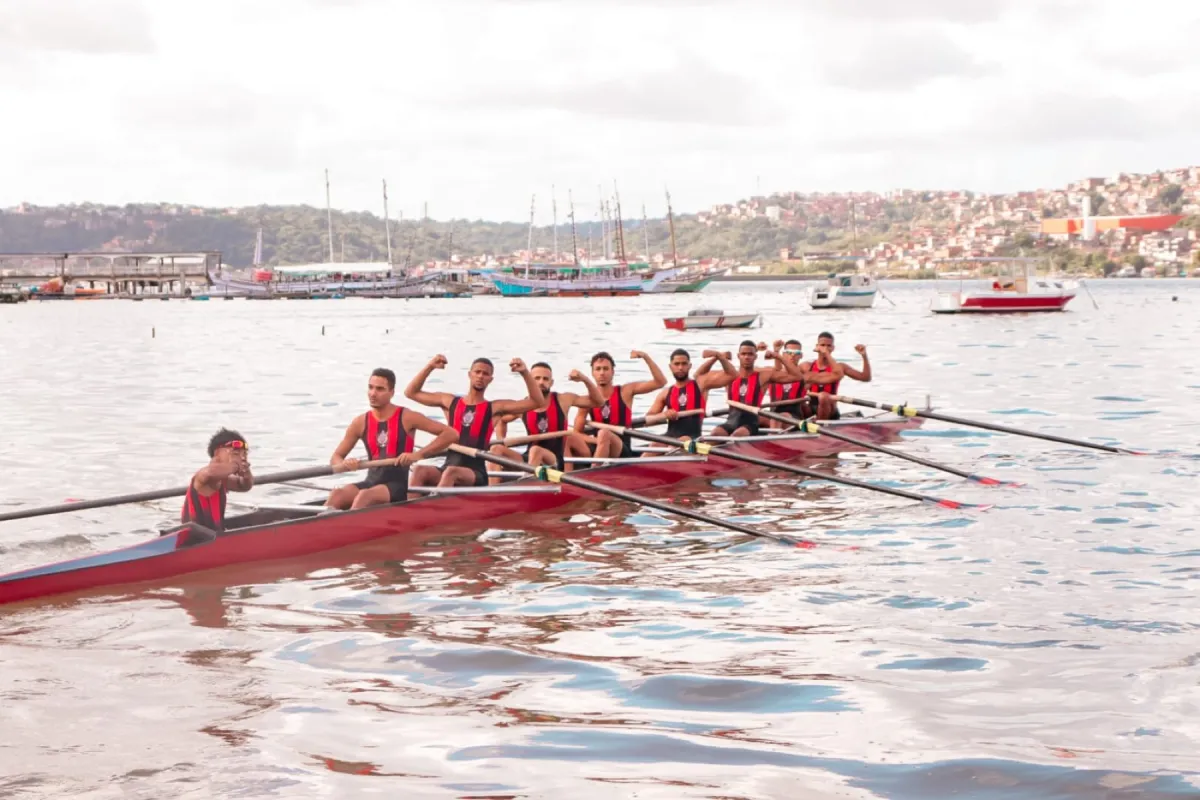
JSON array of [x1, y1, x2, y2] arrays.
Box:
[[2, 0, 1198, 222]]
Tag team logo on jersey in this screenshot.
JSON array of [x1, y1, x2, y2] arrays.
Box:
[[601, 402, 610, 417], [537, 416, 549, 433], [675, 387, 686, 405], [463, 409, 475, 426], [738, 383, 747, 399], [376, 430, 388, 451]]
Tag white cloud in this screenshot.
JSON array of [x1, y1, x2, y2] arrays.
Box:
[[1, 0, 1198, 221]]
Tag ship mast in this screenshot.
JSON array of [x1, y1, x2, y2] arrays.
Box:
[[613, 180, 627, 263], [568, 189, 580, 267], [552, 184, 559, 262], [325, 168, 334, 263], [666, 187, 679, 269], [641, 204, 650, 261], [382, 179, 393, 266]]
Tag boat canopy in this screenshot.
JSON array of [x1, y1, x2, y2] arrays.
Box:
[[688, 309, 724, 316], [275, 262, 392, 276]]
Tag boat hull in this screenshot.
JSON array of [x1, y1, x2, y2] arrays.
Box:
[[931, 291, 1075, 313], [808, 286, 877, 309], [663, 313, 760, 330], [0, 414, 922, 607]]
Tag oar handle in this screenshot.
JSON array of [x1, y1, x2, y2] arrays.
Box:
[[630, 408, 705, 427], [487, 430, 573, 448]]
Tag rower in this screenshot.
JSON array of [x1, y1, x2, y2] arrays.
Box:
[[572, 350, 667, 458], [326, 368, 459, 510], [489, 362, 603, 474], [767, 339, 806, 428], [178, 428, 255, 540], [710, 340, 802, 437], [803, 332, 871, 420], [405, 355, 545, 487], [645, 348, 736, 444]]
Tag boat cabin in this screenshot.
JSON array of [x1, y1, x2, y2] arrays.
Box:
[[828, 273, 875, 288], [688, 308, 724, 317]]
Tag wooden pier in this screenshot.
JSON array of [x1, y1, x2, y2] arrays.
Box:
[[0, 250, 221, 294]]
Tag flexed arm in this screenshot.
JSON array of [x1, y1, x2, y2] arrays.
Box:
[[404, 354, 455, 410]]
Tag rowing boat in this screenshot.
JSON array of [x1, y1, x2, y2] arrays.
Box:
[[0, 411, 923, 608]]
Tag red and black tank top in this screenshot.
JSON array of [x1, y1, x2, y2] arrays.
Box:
[[666, 379, 705, 439], [361, 407, 413, 459], [807, 360, 840, 395], [523, 392, 566, 436], [728, 371, 764, 406], [589, 386, 632, 427], [770, 380, 807, 403], [449, 397, 495, 448], [181, 478, 226, 532]]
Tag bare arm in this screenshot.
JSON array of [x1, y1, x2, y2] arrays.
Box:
[[195, 459, 254, 494], [491, 358, 547, 416], [696, 349, 736, 392], [839, 345, 872, 382], [562, 369, 604, 408], [403, 410, 460, 462], [623, 350, 668, 400], [647, 387, 669, 416], [403, 355, 456, 410]]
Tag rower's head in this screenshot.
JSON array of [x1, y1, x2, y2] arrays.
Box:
[[207, 427, 249, 467], [530, 361, 554, 393], [367, 367, 396, 409], [737, 340, 758, 371], [469, 357, 494, 391], [816, 331, 835, 360], [590, 351, 615, 387], [782, 338, 803, 360], [669, 348, 691, 381]]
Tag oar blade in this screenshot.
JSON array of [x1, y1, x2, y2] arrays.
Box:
[[929, 498, 993, 512]]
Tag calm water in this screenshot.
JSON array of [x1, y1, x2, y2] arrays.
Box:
[[2, 279, 1199, 799]]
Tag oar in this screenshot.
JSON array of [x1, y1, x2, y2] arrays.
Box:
[[589, 423, 989, 511], [630, 408, 705, 427], [833, 395, 1147, 455], [0, 459, 401, 523], [445, 444, 814, 548], [487, 429, 574, 448], [726, 400, 1019, 487]]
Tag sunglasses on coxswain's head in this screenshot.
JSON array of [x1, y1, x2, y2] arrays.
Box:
[[220, 440, 249, 452]]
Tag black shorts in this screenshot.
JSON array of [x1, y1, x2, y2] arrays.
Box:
[[354, 478, 409, 502], [442, 451, 489, 486], [803, 395, 840, 420], [525, 439, 565, 468], [718, 410, 761, 436], [588, 435, 636, 459]]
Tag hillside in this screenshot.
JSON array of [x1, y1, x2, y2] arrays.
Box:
[[3, 165, 1198, 270]]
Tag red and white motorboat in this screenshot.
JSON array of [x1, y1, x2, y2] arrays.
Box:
[[931, 261, 1076, 314]]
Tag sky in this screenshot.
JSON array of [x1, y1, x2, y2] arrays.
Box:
[[2, 0, 1199, 222]]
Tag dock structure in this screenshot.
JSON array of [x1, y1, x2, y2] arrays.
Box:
[[0, 251, 221, 295]]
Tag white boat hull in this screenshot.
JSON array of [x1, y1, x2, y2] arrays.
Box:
[[807, 285, 877, 309], [663, 313, 760, 330]]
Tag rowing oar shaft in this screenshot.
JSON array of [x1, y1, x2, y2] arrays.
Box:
[[726, 400, 1017, 487], [630, 408, 705, 427], [833, 395, 1144, 455], [0, 458, 399, 523], [589, 423, 985, 511], [445, 444, 812, 548], [487, 429, 573, 448]]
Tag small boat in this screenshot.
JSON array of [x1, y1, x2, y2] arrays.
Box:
[[931, 261, 1076, 314], [808, 273, 878, 309], [663, 309, 761, 330], [0, 413, 923, 608]]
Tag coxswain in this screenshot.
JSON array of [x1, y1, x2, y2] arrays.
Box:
[[572, 350, 667, 458], [709, 340, 802, 437], [645, 348, 736, 444], [490, 362, 603, 474], [178, 428, 255, 540], [326, 368, 459, 510], [406, 355, 545, 487], [803, 332, 871, 420], [766, 339, 807, 427]]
